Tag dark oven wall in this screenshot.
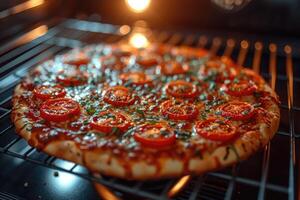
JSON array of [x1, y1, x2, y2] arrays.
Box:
[[1, 0, 300, 41], [77, 0, 300, 37], [0, 0, 76, 44]]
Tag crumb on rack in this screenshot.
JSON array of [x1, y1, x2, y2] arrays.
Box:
[[53, 171, 59, 177]]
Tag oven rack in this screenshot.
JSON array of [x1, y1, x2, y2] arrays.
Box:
[[0, 17, 298, 200]]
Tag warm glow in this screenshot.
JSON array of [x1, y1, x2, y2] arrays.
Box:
[[12, 0, 44, 15], [94, 183, 121, 200], [16, 25, 47, 44], [119, 25, 131, 35], [126, 0, 151, 13], [129, 33, 149, 48], [15, 25, 48, 47], [0, 0, 44, 19], [168, 175, 191, 197]]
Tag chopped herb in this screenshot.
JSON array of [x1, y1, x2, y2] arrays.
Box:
[[111, 127, 120, 135], [26, 126, 32, 131], [148, 105, 156, 111], [215, 110, 222, 115], [80, 101, 87, 106], [253, 91, 262, 98], [123, 128, 138, 139], [86, 105, 96, 115], [208, 82, 216, 90], [186, 70, 195, 76], [233, 77, 239, 83], [241, 109, 250, 115], [124, 80, 133, 87], [199, 93, 207, 101], [160, 130, 170, 137], [175, 131, 192, 141], [200, 112, 207, 120], [136, 108, 145, 118], [224, 79, 231, 84], [147, 120, 158, 125], [168, 121, 177, 126], [253, 103, 261, 108]]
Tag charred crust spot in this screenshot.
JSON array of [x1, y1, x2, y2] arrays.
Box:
[[223, 146, 230, 160], [214, 156, 221, 168], [241, 143, 247, 153]]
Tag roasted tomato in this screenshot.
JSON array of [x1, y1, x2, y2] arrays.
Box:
[[239, 68, 265, 84], [149, 44, 172, 55], [220, 56, 236, 67], [136, 53, 159, 68], [158, 61, 189, 76], [111, 44, 134, 57], [166, 80, 198, 98], [103, 86, 136, 107], [199, 58, 238, 82], [90, 111, 131, 134], [195, 118, 237, 141], [218, 101, 255, 121], [119, 72, 152, 85], [56, 68, 88, 86], [221, 80, 257, 97], [40, 98, 81, 122], [64, 52, 90, 66], [171, 46, 208, 58], [160, 99, 198, 120], [133, 124, 176, 148], [100, 55, 126, 71], [33, 85, 66, 100]]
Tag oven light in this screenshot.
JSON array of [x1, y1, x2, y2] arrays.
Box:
[[129, 33, 149, 48], [125, 0, 151, 13]]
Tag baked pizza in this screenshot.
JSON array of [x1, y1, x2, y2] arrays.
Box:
[[11, 43, 280, 180]]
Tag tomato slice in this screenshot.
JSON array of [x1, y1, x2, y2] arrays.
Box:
[[195, 118, 237, 141], [199, 58, 238, 82], [136, 53, 159, 68], [119, 72, 152, 86], [40, 98, 81, 122], [33, 85, 66, 100], [239, 68, 265, 84], [172, 46, 208, 58], [111, 44, 134, 57], [149, 44, 171, 55], [100, 55, 126, 71], [220, 56, 236, 67], [64, 53, 90, 66], [160, 99, 198, 120], [103, 86, 136, 107], [221, 80, 257, 96], [90, 111, 131, 134], [158, 61, 189, 76], [133, 124, 176, 148], [166, 80, 198, 98], [56, 68, 88, 86], [218, 101, 255, 121]]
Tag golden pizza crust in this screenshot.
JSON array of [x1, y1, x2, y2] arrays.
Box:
[[11, 43, 280, 180], [12, 83, 279, 180]]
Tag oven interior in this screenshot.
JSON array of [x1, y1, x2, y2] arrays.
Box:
[[0, 1, 299, 200]]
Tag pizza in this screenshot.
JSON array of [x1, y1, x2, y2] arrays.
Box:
[[11, 43, 280, 180]]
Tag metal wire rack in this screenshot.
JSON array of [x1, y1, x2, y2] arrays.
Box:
[[0, 17, 298, 200]]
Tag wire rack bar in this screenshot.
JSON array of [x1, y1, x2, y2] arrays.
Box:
[[284, 45, 296, 200]]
